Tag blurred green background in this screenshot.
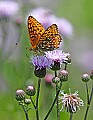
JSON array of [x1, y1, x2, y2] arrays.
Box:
[[0, 0, 93, 120]]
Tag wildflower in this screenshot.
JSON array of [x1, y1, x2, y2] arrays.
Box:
[[26, 85, 36, 96], [57, 18, 73, 37], [45, 50, 69, 70], [45, 50, 69, 63], [58, 70, 69, 82], [59, 91, 84, 113], [0, 1, 19, 18], [15, 89, 25, 101], [31, 56, 53, 78], [45, 74, 54, 84], [81, 74, 90, 82]]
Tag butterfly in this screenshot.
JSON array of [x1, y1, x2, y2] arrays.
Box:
[[27, 16, 62, 52]]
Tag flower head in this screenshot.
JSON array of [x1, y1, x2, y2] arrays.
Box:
[[59, 91, 84, 113], [31, 55, 53, 70], [45, 50, 69, 64], [0, 1, 19, 17], [57, 18, 73, 37]]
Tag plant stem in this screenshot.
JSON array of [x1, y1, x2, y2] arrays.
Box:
[[84, 105, 89, 120], [30, 96, 36, 109], [56, 84, 60, 120], [21, 105, 29, 120], [85, 83, 89, 104], [84, 84, 93, 120], [36, 78, 41, 120], [55, 71, 60, 120], [64, 63, 67, 70], [44, 81, 62, 120], [69, 113, 73, 120], [89, 84, 93, 104]]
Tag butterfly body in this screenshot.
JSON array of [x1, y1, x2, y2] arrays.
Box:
[[28, 16, 62, 52]]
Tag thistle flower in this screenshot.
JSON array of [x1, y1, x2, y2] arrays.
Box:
[[31, 56, 53, 78], [32, 56, 53, 70], [45, 50, 69, 63], [45, 74, 54, 84], [59, 91, 84, 113], [0, 1, 19, 18], [57, 18, 73, 37], [45, 50, 69, 70]]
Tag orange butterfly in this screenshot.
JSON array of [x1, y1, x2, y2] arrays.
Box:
[[28, 16, 62, 52]]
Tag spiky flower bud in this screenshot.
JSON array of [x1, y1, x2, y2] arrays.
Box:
[[81, 74, 90, 82], [52, 77, 60, 84], [25, 99, 31, 105], [58, 70, 68, 82], [15, 89, 25, 101], [26, 85, 36, 96]]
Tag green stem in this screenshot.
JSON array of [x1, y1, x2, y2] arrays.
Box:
[[89, 84, 93, 103], [84, 84, 93, 120], [36, 78, 41, 120], [69, 113, 73, 120], [84, 105, 89, 120], [55, 71, 60, 120], [21, 105, 29, 120], [56, 84, 60, 120], [30, 96, 36, 109], [85, 83, 90, 104], [44, 81, 62, 120]]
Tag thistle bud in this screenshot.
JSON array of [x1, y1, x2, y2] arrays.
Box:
[[25, 99, 31, 105], [52, 77, 60, 84], [15, 89, 25, 101], [81, 74, 90, 82], [58, 70, 68, 82], [26, 85, 36, 96]]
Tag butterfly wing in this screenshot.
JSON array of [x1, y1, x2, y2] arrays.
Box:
[[28, 16, 45, 50], [37, 24, 62, 51]]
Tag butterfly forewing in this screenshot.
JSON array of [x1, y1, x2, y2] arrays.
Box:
[[28, 16, 45, 50]]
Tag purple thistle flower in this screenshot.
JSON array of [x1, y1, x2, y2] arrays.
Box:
[[31, 56, 53, 70], [0, 1, 19, 17], [45, 50, 70, 64]]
